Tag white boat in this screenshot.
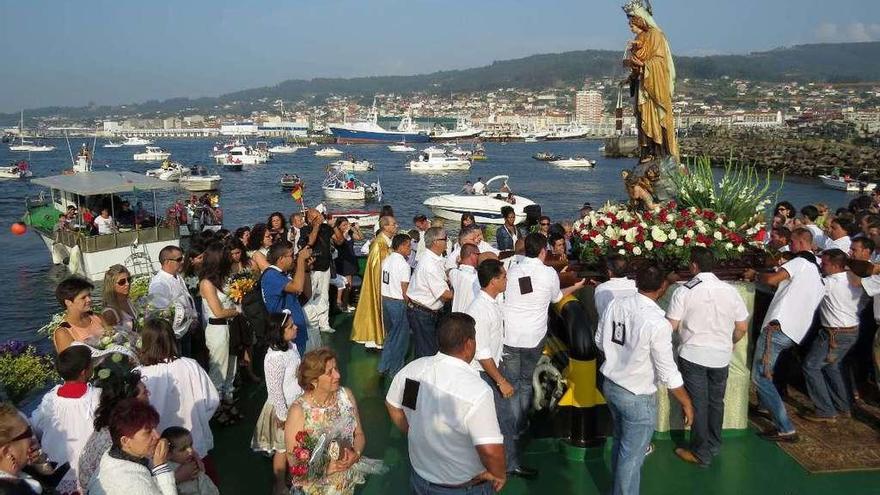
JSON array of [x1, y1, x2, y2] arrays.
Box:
[[9, 111, 56, 152], [430, 119, 483, 141], [388, 142, 416, 152], [133, 146, 172, 161], [330, 159, 373, 172], [268, 144, 304, 154], [122, 136, 154, 146], [145, 161, 190, 181], [315, 147, 344, 157], [409, 149, 471, 172], [103, 140, 124, 148], [214, 145, 268, 165], [550, 156, 596, 168], [819, 175, 877, 192], [423, 175, 535, 225], [322, 166, 381, 201], [450, 147, 472, 158], [326, 210, 380, 229], [0, 161, 32, 179], [546, 124, 589, 140], [25, 171, 180, 280], [280, 174, 305, 190], [179, 167, 222, 192]]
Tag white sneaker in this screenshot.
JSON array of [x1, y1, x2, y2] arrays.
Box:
[[320, 327, 337, 334]]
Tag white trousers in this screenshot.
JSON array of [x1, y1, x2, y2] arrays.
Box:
[[303, 268, 332, 331], [205, 323, 237, 399]]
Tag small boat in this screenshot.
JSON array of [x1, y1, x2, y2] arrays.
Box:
[[214, 146, 268, 165], [145, 161, 190, 181], [550, 156, 596, 168], [0, 161, 32, 179], [321, 166, 381, 201], [9, 111, 55, 152], [423, 175, 535, 225], [533, 152, 562, 161], [179, 167, 222, 192], [133, 146, 172, 161], [331, 158, 373, 172], [818, 175, 877, 192], [315, 147, 344, 157], [388, 142, 416, 152], [268, 144, 304, 154], [326, 210, 380, 229], [450, 147, 472, 159], [409, 148, 471, 172], [103, 140, 124, 148], [280, 173, 305, 190], [122, 136, 154, 146], [471, 143, 487, 161]]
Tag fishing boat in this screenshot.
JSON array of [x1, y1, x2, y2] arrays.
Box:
[[321, 166, 381, 201], [423, 175, 534, 224], [330, 158, 374, 172], [8, 111, 56, 152], [409, 148, 470, 172], [430, 119, 483, 141], [315, 147, 344, 157], [0, 161, 32, 179], [179, 167, 222, 192], [268, 143, 304, 154], [449, 147, 472, 159], [471, 143, 487, 161], [388, 141, 416, 152], [550, 156, 596, 168], [533, 151, 563, 161], [545, 123, 589, 140], [329, 100, 429, 144], [145, 161, 190, 181], [121, 136, 154, 146], [133, 146, 172, 161], [280, 173, 305, 190], [819, 174, 877, 192], [214, 146, 268, 165], [103, 140, 124, 148]]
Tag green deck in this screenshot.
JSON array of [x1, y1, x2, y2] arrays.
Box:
[[213, 312, 880, 494]]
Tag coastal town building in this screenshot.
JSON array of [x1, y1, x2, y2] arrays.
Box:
[[575, 90, 603, 124]]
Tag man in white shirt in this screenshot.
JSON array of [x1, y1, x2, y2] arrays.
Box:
[[412, 214, 430, 265], [287, 212, 305, 255], [769, 226, 791, 253], [849, 237, 874, 261], [149, 245, 198, 356], [594, 254, 637, 317], [450, 243, 480, 312], [743, 228, 825, 443], [800, 205, 826, 250], [407, 227, 454, 358], [386, 313, 506, 494], [500, 233, 584, 479], [822, 217, 852, 253], [93, 208, 116, 235], [378, 234, 413, 377], [473, 177, 485, 195], [665, 247, 749, 466], [802, 249, 863, 422], [446, 225, 499, 272], [596, 263, 694, 495]]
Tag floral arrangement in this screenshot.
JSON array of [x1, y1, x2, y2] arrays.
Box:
[[0, 341, 58, 405], [225, 271, 257, 304], [573, 200, 765, 268], [128, 275, 151, 301], [36, 312, 68, 339], [289, 430, 321, 480]]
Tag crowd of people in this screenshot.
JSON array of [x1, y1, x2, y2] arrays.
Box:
[[5, 188, 880, 494]]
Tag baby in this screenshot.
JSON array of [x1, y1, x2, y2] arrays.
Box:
[[160, 426, 220, 495]]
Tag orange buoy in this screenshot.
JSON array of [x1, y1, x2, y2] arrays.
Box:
[[10, 222, 27, 236]]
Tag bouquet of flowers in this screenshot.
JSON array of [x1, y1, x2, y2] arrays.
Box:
[[573, 200, 765, 269], [225, 271, 257, 304], [289, 428, 352, 483], [128, 275, 151, 302], [0, 340, 58, 405], [36, 312, 67, 339]]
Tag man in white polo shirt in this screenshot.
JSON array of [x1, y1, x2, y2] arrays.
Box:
[[501, 233, 584, 479], [378, 233, 414, 377], [597, 263, 694, 495], [450, 243, 480, 312], [665, 247, 749, 466], [743, 227, 825, 443], [407, 227, 454, 358], [386, 313, 506, 495], [446, 225, 499, 272], [594, 254, 637, 317]]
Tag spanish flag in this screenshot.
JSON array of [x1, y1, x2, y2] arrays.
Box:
[[290, 183, 303, 204]]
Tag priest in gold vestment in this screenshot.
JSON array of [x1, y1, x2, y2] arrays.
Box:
[[351, 215, 398, 348]]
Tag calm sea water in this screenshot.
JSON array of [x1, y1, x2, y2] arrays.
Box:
[[0, 138, 855, 347]]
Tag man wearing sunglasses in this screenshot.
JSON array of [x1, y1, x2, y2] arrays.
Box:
[[149, 245, 198, 357]]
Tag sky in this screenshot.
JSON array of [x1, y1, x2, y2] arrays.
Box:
[[0, 0, 878, 113]]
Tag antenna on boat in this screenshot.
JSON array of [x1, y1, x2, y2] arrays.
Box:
[[65, 131, 75, 166]]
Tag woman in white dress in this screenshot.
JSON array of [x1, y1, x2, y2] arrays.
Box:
[[198, 243, 241, 425], [251, 311, 302, 495], [100, 264, 137, 333], [137, 318, 220, 471]]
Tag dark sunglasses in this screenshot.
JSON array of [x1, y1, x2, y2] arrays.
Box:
[[5, 426, 32, 445], [116, 278, 130, 286]]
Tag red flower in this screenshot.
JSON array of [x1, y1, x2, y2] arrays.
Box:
[[686, 219, 696, 228], [624, 242, 634, 251], [675, 220, 685, 229], [294, 447, 311, 462], [606, 213, 617, 222], [635, 232, 645, 243], [588, 229, 599, 238], [658, 209, 669, 222], [290, 464, 309, 477], [596, 220, 606, 228], [609, 239, 619, 248], [295, 430, 308, 444], [668, 200, 678, 210]]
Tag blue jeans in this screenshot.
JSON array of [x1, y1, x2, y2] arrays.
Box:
[[410, 469, 492, 495], [480, 371, 518, 471], [680, 358, 729, 465], [751, 326, 797, 434], [803, 327, 857, 417], [408, 305, 440, 359], [603, 379, 657, 495], [378, 298, 410, 376], [499, 342, 544, 439]]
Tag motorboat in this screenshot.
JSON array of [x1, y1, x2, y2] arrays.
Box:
[[550, 156, 596, 168], [471, 143, 487, 161], [533, 151, 563, 161], [103, 140, 124, 148], [819, 174, 877, 192], [409, 148, 470, 172], [450, 147, 472, 159], [430, 119, 483, 141], [545, 124, 589, 140], [122, 136, 154, 146], [179, 167, 222, 192], [322, 166, 381, 201], [326, 210, 380, 229], [280, 173, 305, 190], [388, 142, 416, 152], [214, 145, 268, 165], [145, 161, 190, 181], [330, 158, 374, 172], [8, 111, 55, 152], [329, 99, 430, 144], [0, 161, 32, 179], [268, 143, 304, 154], [422, 175, 535, 224], [133, 146, 172, 161], [315, 147, 344, 157]]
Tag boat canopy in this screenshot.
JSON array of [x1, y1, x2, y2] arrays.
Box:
[[32, 171, 178, 196]]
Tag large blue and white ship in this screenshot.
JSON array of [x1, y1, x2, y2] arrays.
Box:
[[329, 102, 429, 144]]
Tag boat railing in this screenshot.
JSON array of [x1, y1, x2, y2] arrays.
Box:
[[49, 225, 180, 253]]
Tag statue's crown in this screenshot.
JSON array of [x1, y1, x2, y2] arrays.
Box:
[[622, 0, 652, 16]]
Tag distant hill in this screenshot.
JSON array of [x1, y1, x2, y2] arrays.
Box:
[[5, 42, 879, 122]]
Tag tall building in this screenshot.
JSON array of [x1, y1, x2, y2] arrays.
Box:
[[575, 90, 604, 124]]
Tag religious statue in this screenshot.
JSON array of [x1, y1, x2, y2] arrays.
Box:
[[620, 0, 680, 208]]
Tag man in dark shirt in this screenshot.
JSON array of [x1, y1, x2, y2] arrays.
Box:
[[298, 208, 337, 338]]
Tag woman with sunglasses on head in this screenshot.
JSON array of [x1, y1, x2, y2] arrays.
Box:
[[774, 201, 797, 228], [251, 311, 302, 495], [101, 265, 137, 333], [247, 223, 274, 272]]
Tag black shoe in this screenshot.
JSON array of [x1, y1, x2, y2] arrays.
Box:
[[508, 466, 538, 479], [758, 430, 799, 443]]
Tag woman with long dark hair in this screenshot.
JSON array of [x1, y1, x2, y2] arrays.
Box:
[[234, 226, 251, 247], [198, 242, 241, 422], [227, 237, 254, 275], [226, 236, 260, 384], [331, 217, 362, 312], [247, 223, 273, 272], [267, 212, 287, 239]]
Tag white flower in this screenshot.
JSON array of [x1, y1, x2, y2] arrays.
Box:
[[695, 219, 704, 227], [625, 229, 637, 243], [716, 217, 724, 225], [644, 240, 654, 251], [639, 222, 647, 228], [725, 242, 733, 250], [714, 231, 723, 240], [594, 236, 605, 246], [668, 230, 678, 240], [727, 220, 736, 228], [633, 246, 642, 256], [675, 238, 685, 247], [686, 229, 695, 238], [696, 242, 706, 247], [618, 249, 626, 255], [737, 245, 745, 252], [667, 213, 676, 221], [698, 225, 708, 234], [650, 227, 668, 243], [605, 226, 618, 240]]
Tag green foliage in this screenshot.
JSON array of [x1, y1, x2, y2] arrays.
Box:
[[0, 342, 58, 406]]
